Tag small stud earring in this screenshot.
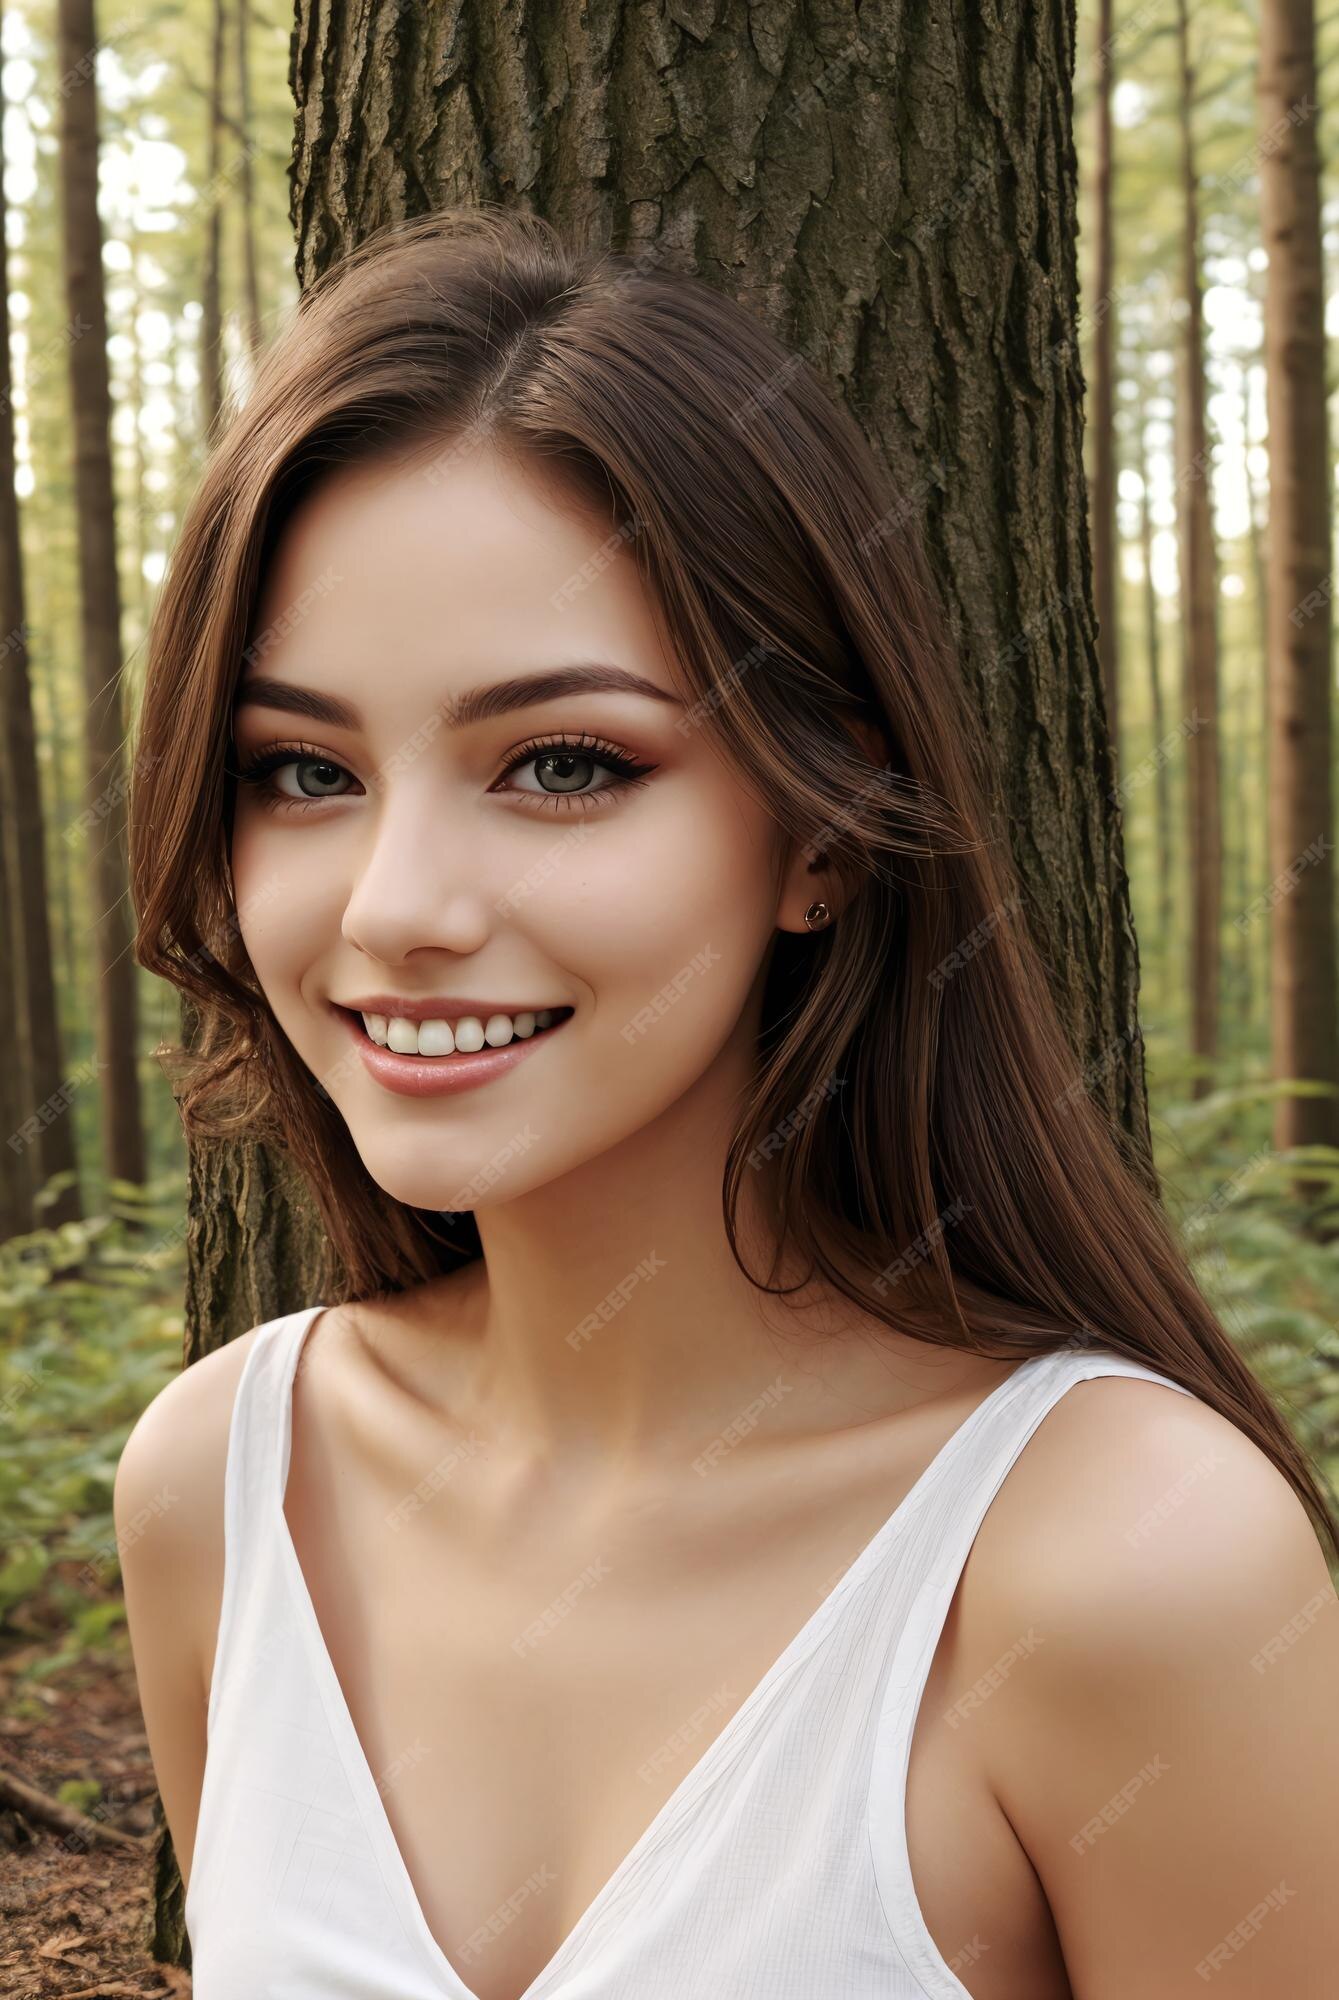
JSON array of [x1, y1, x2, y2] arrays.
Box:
[[803, 901, 831, 931]]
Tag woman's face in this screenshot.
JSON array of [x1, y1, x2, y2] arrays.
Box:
[[228, 441, 820, 1214]]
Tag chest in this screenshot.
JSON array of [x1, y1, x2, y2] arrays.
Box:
[[280, 1454, 1074, 2000]]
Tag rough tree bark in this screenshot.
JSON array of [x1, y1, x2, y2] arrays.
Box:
[[0, 132, 82, 1234], [1173, 0, 1223, 1100], [56, 0, 146, 1190], [1259, 0, 1339, 1188], [1090, 0, 1120, 763]]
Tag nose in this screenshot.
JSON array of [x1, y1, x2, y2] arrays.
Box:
[[340, 779, 495, 963]]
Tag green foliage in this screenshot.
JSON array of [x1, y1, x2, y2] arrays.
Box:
[[1150, 1060, 1339, 1513], [0, 1183, 186, 1677]]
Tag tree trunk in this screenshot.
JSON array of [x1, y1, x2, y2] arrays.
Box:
[[1233, 358, 1263, 1024], [56, 0, 146, 1196], [1134, 377, 1173, 961], [1174, 0, 1223, 1100], [0, 782, 34, 1239], [1, 68, 82, 1233], [201, 0, 228, 442], [1258, 0, 1339, 1196], [236, 0, 264, 359], [1090, 0, 1120, 766]]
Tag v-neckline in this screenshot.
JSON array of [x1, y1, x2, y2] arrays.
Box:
[[269, 1302, 1042, 2000]]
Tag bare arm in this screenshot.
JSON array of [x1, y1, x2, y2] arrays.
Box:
[[113, 1327, 260, 1898], [972, 1377, 1339, 1998]]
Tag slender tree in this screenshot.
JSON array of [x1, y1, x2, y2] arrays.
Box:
[[56, 0, 146, 1191], [235, 0, 264, 360], [0, 748, 32, 1238], [1134, 375, 1173, 958], [1174, 0, 1223, 1098], [1258, 0, 1339, 1190], [0, 86, 82, 1233], [1090, 0, 1121, 765], [201, 0, 228, 440]]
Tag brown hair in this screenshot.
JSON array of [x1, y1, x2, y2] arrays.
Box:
[[129, 204, 1337, 1564]]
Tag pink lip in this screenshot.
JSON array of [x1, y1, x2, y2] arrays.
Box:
[[338, 996, 569, 1024], [330, 1003, 571, 1099]]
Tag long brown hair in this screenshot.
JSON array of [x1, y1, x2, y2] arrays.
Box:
[[129, 204, 1338, 1564]]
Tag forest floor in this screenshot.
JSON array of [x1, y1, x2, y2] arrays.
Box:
[[0, 1629, 188, 1999]]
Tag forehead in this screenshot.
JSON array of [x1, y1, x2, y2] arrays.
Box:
[[243, 442, 674, 696]]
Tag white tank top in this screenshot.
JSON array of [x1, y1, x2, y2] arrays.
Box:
[[185, 1303, 1197, 1999]]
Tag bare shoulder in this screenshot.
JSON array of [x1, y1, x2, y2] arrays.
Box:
[[957, 1367, 1339, 1998], [113, 1310, 323, 1893], [114, 1320, 270, 1617], [967, 1367, 1328, 1615]]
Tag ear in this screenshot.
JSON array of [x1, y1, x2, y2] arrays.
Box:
[[843, 715, 890, 770], [775, 713, 891, 934]]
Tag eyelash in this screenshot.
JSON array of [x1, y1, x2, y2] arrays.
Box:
[[229, 732, 657, 817]]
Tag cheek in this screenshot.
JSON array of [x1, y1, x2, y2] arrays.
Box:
[[531, 784, 779, 1068], [229, 815, 339, 1004]]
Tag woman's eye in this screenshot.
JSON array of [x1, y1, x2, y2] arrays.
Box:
[[273, 757, 354, 800], [233, 747, 357, 809], [506, 750, 622, 797], [495, 737, 656, 810]]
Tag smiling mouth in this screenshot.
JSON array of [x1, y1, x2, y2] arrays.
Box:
[[333, 1004, 575, 1060]]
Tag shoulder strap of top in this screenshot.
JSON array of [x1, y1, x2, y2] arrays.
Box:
[[205, 1304, 328, 1734], [890, 1342, 1199, 1632], [867, 1343, 1199, 1996]]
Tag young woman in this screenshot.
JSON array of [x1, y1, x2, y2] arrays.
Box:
[[115, 207, 1339, 2000]]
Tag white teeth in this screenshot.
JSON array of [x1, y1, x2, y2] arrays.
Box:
[[359, 1006, 564, 1056]]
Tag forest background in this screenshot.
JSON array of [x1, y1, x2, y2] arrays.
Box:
[[1, 0, 1338, 1989]]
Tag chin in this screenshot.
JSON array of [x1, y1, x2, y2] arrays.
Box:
[[343, 1128, 544, 1217]]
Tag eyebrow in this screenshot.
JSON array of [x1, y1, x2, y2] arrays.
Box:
[[232, 663, 685, 729]]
